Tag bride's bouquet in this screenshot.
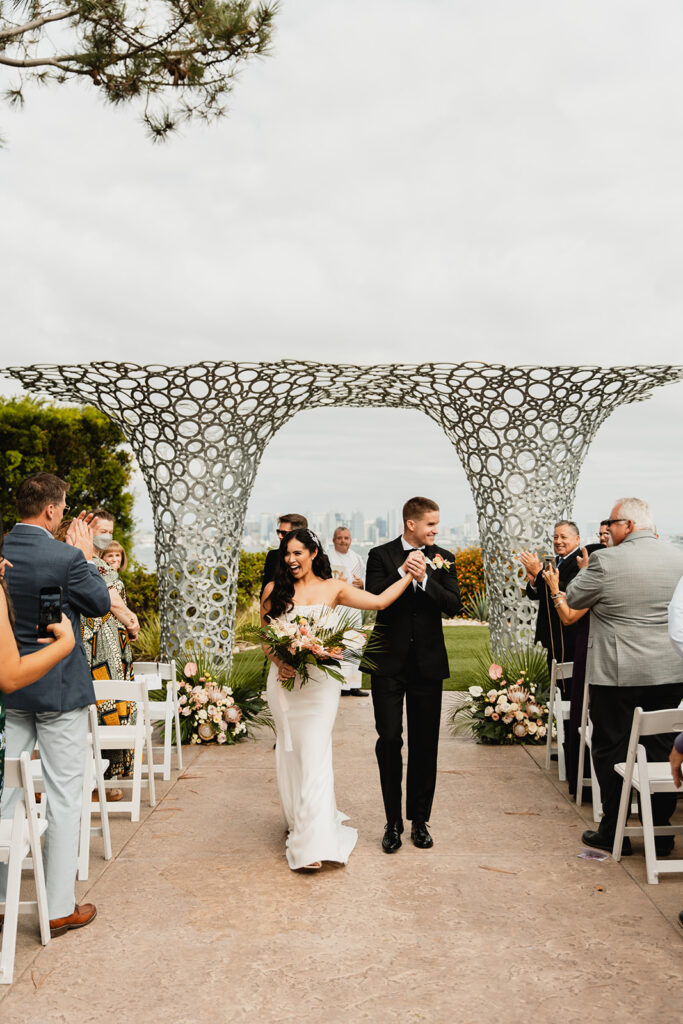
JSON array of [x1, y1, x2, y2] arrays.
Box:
[[238, 608, 376, 691]]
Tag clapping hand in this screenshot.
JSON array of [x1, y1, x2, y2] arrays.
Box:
[[541, 563, 560, 595], [519, 550, 543, 582], [351, 575, 364, 589], [576, 546, 590, 570], [65, 511, 100, 561]]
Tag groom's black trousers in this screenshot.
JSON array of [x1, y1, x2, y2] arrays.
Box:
[[371, 646, 443, 824]]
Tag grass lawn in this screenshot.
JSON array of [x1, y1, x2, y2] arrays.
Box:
[[361, 624, 490, 692], [443, 625, 491, 690]]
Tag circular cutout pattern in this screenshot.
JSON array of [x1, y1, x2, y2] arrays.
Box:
[[6, 359, 682, 657]]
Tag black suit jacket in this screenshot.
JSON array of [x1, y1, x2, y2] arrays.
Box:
[[260, 547, 282, 600], [526, 547, 583, 662], [365, 538, 462, 679], [4, 524, 111, 712]]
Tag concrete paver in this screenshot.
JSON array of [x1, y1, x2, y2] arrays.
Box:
[[1, 695, 681, 1023]]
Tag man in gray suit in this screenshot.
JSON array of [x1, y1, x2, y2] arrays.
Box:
[[0, 473, 111, 935], [565, 497, 683, 854]]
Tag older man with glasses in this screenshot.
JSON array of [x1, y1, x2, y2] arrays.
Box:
[[565, 497, 683, 855]]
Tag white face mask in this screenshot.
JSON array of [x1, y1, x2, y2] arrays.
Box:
[[93, 533, 113, 551]]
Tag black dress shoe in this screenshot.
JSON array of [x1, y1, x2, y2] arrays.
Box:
[[678, 911, 683, 928], [582, 829, 632, 856], [410, 821, 433, 849], [349, 688, 369, 697], [382, 821, 403, 853]]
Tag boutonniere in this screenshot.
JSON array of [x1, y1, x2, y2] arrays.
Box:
[[426, 554, 452, 572]]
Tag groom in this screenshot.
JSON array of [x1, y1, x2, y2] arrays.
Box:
[[366, 496, 462, 853]]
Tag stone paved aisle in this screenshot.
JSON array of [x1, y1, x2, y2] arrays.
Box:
[[1, 696, 681, 1024]]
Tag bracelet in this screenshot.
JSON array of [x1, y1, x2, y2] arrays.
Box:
[[550, 593, 563, 602]]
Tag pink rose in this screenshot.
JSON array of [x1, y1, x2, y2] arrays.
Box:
[[488, 664, 503, 680], [184, 662, 198, 677], [491, 713, 500, 721]]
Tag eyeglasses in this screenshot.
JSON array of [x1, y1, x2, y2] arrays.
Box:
[[604, 518, 628, 527]]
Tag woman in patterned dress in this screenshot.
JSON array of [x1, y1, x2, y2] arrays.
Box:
[[56, 513, 140, 786]]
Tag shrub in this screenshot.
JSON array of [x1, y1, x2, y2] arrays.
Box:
[[463, 587, 488, 622], [237, 550, 267, 610], [453, 546, 485, 619], [121, 561, 159, 623]]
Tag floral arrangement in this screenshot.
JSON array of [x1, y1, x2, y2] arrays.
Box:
[[428, 553, 452, 572], [149, 649, 272, 746], [238, 607, 375, 690], [179, 663, 247, 744], [448, 643, 551, 744]]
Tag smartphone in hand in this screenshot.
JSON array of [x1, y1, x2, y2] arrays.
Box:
[[38, 586, 62, 638]]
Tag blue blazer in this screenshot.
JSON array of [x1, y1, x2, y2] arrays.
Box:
[[3, 524, 111, 712]]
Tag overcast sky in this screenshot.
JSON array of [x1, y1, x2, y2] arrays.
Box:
[[1, 0, 682, 539]]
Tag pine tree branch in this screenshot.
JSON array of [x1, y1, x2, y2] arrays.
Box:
[[0, 9, 72, 40]]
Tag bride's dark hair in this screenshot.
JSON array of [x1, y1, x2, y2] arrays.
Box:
[[266, 528, 332, 619]]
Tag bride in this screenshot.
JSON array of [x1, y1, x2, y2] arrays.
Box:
[[261, 527, 415, 871]]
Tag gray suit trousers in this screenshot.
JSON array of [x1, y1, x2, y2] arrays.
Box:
[[0, 707, 89, 919]]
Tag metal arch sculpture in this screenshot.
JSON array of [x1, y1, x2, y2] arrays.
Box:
[[5, 360, 683, 657]]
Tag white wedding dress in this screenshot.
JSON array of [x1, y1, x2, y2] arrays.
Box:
[[266, 604, 358, 870]]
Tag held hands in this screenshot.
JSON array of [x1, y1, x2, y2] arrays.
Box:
[[402, 551, 426, 583], [0, 557, 13, 579], [38, 613, 76, 653], [127, 611, 140, 641], [65, 511, 100, 561], [519, 550, 543, 582]]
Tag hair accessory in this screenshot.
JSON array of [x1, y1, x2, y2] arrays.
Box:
[[306, 529, 321, 547]]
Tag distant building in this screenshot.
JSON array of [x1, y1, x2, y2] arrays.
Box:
[[259, 512, 274, 546], [350, 509, 365, 541]]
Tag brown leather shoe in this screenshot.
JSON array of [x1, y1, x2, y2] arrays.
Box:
[[49, 903, 97, 937]]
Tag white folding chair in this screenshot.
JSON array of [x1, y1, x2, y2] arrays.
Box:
[[0, 753, 50, 985], [612, 706, 683, 884], [545, 660, 573, 772], [134, 660, 183, 780], [91, 679, 156, 822], [77, 705, 113, 880], [574, 678, 604, 822]]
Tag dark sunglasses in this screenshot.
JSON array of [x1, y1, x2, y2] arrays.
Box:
[[603, 518, 628, 527]]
